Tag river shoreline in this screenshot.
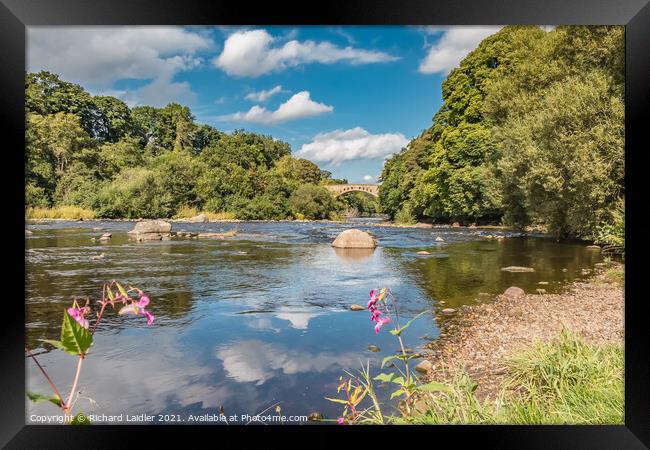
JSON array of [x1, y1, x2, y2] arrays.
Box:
[[25, 217, 531, 233], [422, 262, 624, 400]]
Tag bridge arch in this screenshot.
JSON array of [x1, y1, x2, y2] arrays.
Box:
[[324, 184, 379, 198]]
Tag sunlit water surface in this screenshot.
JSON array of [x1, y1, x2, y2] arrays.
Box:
[[25, 219, 603, 423]]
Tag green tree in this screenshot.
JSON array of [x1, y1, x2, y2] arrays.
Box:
[[289, 184, 337, 220]]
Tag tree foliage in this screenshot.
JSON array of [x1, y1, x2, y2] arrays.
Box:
[[379, 25, 624, 240], [25, 71, 339, 220]]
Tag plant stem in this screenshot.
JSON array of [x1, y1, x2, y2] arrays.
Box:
[[65, 355, 85, 412], [25, 347, 66, 411]]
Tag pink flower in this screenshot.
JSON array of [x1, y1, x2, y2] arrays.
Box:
[[374, 316, 391, 334], [118, 292, 154, 325], [370, 308, 382, 322], [67, 306, 90, 329], [337, 417, 345, 425]]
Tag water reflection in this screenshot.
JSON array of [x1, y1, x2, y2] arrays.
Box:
[[216, 340, 360, 385], [333, 247, 375, 263], [25, 221, 603, 421]]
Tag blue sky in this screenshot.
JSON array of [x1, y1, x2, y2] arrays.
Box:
[[27, 26, 503, 183]]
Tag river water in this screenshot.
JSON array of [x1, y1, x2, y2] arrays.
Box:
[[25, 219, 603, 424]]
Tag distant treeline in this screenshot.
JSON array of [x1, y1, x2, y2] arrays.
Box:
[[24, 71, 381, 220], [379, 26, 624, 244]]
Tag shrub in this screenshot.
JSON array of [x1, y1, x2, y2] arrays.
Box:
[[288, 184, 336, 220]]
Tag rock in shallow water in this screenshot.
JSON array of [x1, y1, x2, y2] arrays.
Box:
[[501, 266, 535, 272], [503, 286, 525, 298], [129, 219, 172, 234], [350, 304, 365, 311], [331, 229, 377, 249], [368, 344, 381, 352]]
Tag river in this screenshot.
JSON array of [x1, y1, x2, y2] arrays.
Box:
[[25, 219, 603, 424]]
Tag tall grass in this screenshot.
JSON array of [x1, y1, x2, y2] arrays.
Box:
[[173, 207, 235, 220], [26, 206, 96, 220], [404, 331, 624, 424]]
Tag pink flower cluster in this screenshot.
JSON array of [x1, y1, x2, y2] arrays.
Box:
[[118, 289, 155, 325], [368, 289, 391, 333], [67, 303, 91, 329]]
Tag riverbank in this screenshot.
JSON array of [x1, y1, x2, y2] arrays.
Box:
[[421, 262, 624, 401]]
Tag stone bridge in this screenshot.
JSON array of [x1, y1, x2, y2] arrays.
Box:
[[325, 184, 379, 198]]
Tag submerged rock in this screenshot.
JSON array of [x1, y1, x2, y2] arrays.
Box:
[[197, 230, 237, 239], [308, 412, 323, 421], [99, 233, 112, 240], [435, 236, 444, 242], [331, 229, 377, 249], [368, 344, 381, 352], [501, 266, 535, 272], [503, 286, 525, 298], [416, 250, 431, 255]]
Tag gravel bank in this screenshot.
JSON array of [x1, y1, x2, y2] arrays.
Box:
[[423, 262, 624, 400]]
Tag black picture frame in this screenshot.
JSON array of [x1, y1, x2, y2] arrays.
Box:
[[1, 0, 647, 447]]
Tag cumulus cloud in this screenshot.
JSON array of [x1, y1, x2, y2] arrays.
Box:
[[27, 26, 213, 106], [216, 340, 359, 385], [244, 85, 283, 102], [418, 26, 503, 75], [220, 91, 333, 124], [297, 127, 409, 165], [363, 175, 375, 182], [213, 29, 398, 77]]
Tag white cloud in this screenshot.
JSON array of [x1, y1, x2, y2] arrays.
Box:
[[244, 85, 283, 102], [213, 29, 398, 77], [363, 175, 375, 182], [297, 127, 409, 165], [221, 91, 333, 124], [418, 26, 502, 75], [215, 340, 359, 385], [27, 26, 213, 106]]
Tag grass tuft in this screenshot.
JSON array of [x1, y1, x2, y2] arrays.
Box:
[[173, 207, 235, 220], [405, 331, 623, 424], [26, 206, 96, 220]]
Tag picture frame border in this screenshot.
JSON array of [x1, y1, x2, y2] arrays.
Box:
[[1, 0, 646, 447]]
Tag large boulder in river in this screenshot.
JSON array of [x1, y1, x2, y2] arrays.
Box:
[[331, 229, 377, 249], [128, 220, 172, 241], [128, 219, 172, 234]]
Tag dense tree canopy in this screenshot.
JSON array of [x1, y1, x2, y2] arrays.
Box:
[[25, 71, 343, 220], [379, 25, 624, 241]]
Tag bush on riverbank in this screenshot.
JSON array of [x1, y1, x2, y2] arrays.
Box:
[[26, 206, 96, 220], [404, 331, 624, 424]]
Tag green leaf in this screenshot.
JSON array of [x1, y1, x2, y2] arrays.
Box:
[[26, 391, 62, 407], [416, 381, 452, 393], [60, 309, 93, 356], [116, 282, 128, 299], [374, 373, 405, 385], [39, 339, 66, 351], [324, 397, 349, 405], [390, 311, 427, 336], [390, 389, 405, 399], [106, 288, 115, 301], [69, 412, 90, 425], [381, 354, 412, 368]]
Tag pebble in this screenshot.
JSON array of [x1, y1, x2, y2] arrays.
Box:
[[415, 360, 433, 373], [416, 251, 431, 255], [441, 308, 456, 314]]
